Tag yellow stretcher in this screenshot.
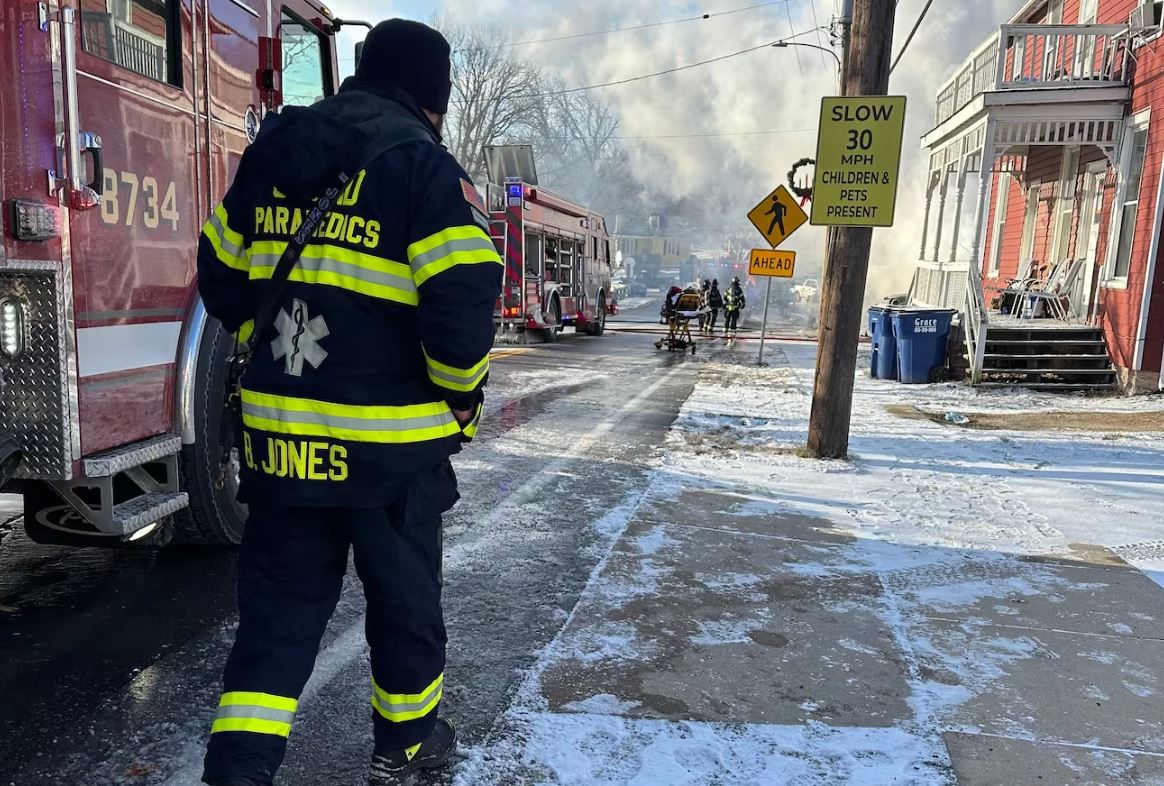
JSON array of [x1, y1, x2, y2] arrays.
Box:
[[655, 291, 704, 355]]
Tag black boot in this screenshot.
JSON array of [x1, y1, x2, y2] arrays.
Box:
[[368, 718, 458, 786]]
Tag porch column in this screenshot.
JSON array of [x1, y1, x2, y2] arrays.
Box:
[[947, 164, 971, 263], [931, 169, 950, 263], [968, 123, 998, 269], [918, 172, 938, 260]]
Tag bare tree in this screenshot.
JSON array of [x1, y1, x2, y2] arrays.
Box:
[[440, 20, 540, 181], [523, 80, 638, 215]]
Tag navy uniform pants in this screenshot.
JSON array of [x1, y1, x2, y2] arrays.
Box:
[[202, 461, 458, 786]]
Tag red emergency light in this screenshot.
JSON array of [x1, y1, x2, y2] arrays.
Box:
[[503, 307, 522, 319]]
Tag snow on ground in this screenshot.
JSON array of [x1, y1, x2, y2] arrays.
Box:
[[674, 343, 1164, 580], [456, 341, 1164, 785]]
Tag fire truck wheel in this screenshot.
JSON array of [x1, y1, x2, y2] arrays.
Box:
[[587, 294, 607, 337], [174, 318, 247, 546], [541, 297, 561, 343]]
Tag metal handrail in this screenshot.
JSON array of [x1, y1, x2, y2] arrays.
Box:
[[963, 261, 990, 384]]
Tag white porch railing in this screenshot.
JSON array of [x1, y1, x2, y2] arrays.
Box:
[[962, 263, 989, 384], [936, 24, 1131, 126], [910, 261, 988, 383]]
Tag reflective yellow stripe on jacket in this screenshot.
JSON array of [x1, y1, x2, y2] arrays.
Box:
[[371, 673, 443, 723], [423, 348, 489, 393], [202, 203, 248, 272], [210, 691, 297, 738], [248, 240, 419, 306], [461, 401, 483, 440], [241, 389, 462, 444], [408, 225, 502, 286]]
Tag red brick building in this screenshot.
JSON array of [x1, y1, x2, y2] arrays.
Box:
[[914, 0, 1164, 391]]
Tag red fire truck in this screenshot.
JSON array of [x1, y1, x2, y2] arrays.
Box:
[[486, 167, 616, 342], [0, 0, 348, 547]]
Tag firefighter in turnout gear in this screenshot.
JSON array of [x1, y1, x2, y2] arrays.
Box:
[[724, 277, 747, 337], [196, 19, 501, 786]]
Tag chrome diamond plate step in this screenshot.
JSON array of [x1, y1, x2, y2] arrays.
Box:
[[83, 433, 182, 478], [111, 491, 189, 536]]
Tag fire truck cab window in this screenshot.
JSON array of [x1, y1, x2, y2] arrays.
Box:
[[281, 11, 331, 107], [80, 0, 178, 85]]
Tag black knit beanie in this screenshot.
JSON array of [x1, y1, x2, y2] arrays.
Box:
[[356, 19, 453, 115]]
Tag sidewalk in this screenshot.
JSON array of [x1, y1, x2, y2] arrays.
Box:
[[456, 342, 1164, 785]]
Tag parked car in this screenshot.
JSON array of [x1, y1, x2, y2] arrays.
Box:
[[794, 279, 820, 302]]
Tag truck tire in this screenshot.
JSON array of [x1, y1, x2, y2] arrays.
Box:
[[542, 298, 560, 344], [173, 318, 247, 545], [587, 294, 607, 336]]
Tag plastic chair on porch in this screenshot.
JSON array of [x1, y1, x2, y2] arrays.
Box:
[[1019, 258, 1085, 321], [984, 258, 1036, 314]]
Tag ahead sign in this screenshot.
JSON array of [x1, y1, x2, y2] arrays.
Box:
[[749, 249, 796, 278], [811, 96, 907, 227]]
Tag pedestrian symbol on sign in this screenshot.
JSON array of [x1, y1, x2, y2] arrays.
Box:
[[747, 184, 808, 248], [766, 196, 788, 237]]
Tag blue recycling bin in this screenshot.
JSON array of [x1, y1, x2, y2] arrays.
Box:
[[868, 306, 898, 380], [892, 309, 957, 384]]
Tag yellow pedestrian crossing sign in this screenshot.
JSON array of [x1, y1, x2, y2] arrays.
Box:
[[747, 184, 808, 248], [749, 249, 796, 278]]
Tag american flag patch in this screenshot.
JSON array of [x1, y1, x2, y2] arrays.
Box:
[[460, 178, 487, 215]]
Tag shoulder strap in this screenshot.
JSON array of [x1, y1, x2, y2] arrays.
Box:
[[244, 134, 423, 355]]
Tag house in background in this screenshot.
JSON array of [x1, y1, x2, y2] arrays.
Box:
[[912, 0, 1164, 392], [612, 214, 691, 285]]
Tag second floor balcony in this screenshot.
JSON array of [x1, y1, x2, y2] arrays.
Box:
[[934, 24, 1133, 129]]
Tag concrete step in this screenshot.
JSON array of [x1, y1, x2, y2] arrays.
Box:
[[985, 338, 1107, 346], [975, 381, 1116, 392], [983, 354, 1112, 361], [986, 329, 1104, 342], [982, 367, 1116, 376]]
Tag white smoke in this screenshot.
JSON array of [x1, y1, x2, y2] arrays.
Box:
[[329, 0, 1021, 299]]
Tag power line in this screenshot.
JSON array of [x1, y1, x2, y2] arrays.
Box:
[[339, 3, 801, 62], [519, 28, 823, 98], [784, 1, 804, 74], [503, 1, 792, 47], [889, 0, 935, 74], [808, 0, 830, 69], [618, 127, 817, 140], [520, 127, 817, 142]]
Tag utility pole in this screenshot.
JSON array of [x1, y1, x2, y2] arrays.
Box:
[[806, 0, 897, 459]]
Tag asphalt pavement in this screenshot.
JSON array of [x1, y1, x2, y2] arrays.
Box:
[[0, 298, 715, 786]]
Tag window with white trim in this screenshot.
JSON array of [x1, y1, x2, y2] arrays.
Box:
[[1019, 181, 1040, 267], [1044, 0, 1065, 77], [987, 176, 1010, 276], [1149, 0, 1164, 27], [1012, 36, 1027, 81], [1075, 0, 1099, 77], [1109, 125, 1149, 281], [1050, 146, 1080, 265]]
